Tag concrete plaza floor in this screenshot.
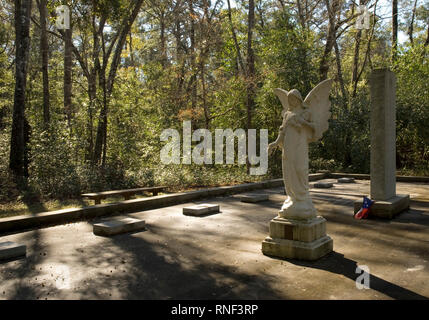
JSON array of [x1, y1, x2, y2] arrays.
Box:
[[0, 180, 428, 299]]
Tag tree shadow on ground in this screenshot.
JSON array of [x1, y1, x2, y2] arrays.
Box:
[[68, 222, 286, 300], [273, 252, 428, 300], [223, 191, 429, 299], [0, 226, 48, 299]]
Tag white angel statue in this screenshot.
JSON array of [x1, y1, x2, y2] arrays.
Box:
[[268, 79, 333, 220]]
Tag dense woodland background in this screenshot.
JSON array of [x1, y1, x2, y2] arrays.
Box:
[[0, 0, 428, 206]]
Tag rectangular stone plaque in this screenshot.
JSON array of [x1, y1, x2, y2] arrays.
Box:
[[93, 217, 146, 236], [282, 224, 294, 240], [0, 241, 26, 261], [313, 182, 333, 188], [238, 194, 269, 203], [183, 204, 220, 216]]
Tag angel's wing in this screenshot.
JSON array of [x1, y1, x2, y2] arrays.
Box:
[[274, 88, 289, 116], [303, 79, 333, 142]]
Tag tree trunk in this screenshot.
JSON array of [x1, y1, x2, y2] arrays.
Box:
[[319, 0, 340, 81], [93, 67, 106, 166], [425, 25, 429, 47], [92, 0, 144, 166], [227, 0, 244, 75], [87, 76, 96, 162], [351, 29, 362, 98], [160, 13, 167, 67], [64, 27, 73, 129], [188, 0, 197, 112], [247, 0, 255, 131], [200, 61, 210, 129], [407, 0, 418, 45], [334, 39, 347, 100], [392, 0, 398, 62], [10, 0, 32, 178], [246, 0, 255, 173], [296, 0, 306, 29], [37, 0, 50, 127]]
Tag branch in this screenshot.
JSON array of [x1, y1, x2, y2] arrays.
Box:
[[208, 107, 235, 121], [106, 0, 144, 96]]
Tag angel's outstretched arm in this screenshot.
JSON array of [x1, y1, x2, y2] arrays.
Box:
[[274, 125, 286, 145], [268, 123, 286, 154]]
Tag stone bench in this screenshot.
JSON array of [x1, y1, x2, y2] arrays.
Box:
[[82, 186, 166, 205]]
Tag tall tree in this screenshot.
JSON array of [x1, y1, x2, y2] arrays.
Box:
[[392, 0, 398, 62], [188, 0, 197, 113], [246, 0, 255, 130], [9, 0, 32, 178], [64, 21, 73, 129], [246, 0, 256, 172], [226, 0, 245, 75], [319, 0, 359, 81], [319, 0, 340, 81], [36, 0, 50, 127], [407, 0, 418, 45], [93, 0, 144, 166]]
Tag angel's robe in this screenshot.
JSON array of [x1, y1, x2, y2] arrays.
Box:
[[281, 109, 314, 206]]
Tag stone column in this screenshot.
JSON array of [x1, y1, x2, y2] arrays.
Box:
[[370, 69, 396, 200], [353, 69, 409, 218]]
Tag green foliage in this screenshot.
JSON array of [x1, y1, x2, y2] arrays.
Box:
[[0, 0, 428, 208], [394, 44, 429, 174], [311, 91, 371, 173]]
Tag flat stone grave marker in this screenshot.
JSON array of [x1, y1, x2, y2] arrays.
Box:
[[0, 241, 26, 261], [337, 177, 355, 183], [183, 204, 220, 216], [93, 217, 146, 236], [238, 194, 269, 203], [313, 182, 333, 188]]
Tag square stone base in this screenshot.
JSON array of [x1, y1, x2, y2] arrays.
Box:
[[93, 217, 146, 236], [269, 216, 327, 242], [262, 235, 333, 261], [354, 194, 410, 219], [261, 216, 333, 261]]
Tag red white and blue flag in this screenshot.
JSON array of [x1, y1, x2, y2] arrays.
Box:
[[354, 196, 374, 219]]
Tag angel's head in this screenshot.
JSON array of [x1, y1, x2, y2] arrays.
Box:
[[287, 89, 303, 110], [275, 87, 307, 118]]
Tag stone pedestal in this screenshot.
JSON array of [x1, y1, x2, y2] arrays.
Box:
[[367, 69, 410, 218], [262, 216, 333, 260], [354, 194, 410, 219]]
